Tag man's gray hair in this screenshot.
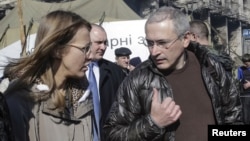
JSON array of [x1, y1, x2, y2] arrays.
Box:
[[146, 6, 190, 36]]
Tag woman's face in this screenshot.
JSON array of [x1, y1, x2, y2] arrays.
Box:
[[58, 27, 92, 79]]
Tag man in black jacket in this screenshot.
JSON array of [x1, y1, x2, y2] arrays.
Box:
[[104, 6, 242, 141], [88, 24, 126, 141]]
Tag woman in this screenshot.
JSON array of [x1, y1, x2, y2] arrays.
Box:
[[4, 10, 94, 141]]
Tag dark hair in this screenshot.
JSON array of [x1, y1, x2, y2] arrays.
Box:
[[242, 53, 250, 63]]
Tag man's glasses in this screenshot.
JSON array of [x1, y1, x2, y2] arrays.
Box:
[[66, 43, 92, 54], [144, 34, 183, 49]]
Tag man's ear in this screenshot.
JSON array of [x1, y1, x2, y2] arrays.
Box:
[[183, 32, 191, 48]]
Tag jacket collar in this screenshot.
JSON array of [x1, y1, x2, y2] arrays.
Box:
[[29, 83, 93, 122], [187, 41, 210, 64], [42, 97, 93, 122]]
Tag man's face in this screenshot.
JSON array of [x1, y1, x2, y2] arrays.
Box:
[[90, 27, 108, 61], [145, 20, 190, 70], [116, 56, 130, 69]]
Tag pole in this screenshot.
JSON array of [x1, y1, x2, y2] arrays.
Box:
[[17, 0, 27, 57]]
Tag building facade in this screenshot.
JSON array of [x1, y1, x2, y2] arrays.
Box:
[[125, 0, 250, 69]]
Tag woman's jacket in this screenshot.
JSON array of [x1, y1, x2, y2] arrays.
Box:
[[5, 81, 94, 141], [103, 43, 242, 141]]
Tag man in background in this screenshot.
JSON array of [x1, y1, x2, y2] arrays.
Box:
[[114, 47, 135, 75], [190, 20, 210, 46], [88, 24, 126, 141], [190, 20, 234, 72]]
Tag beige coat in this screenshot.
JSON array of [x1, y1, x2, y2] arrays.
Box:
[[5, 84, 94, 141]]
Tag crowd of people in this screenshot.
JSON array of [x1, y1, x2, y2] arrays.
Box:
[[0, 6, 248, 141]]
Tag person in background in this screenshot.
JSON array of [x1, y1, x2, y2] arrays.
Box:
[[104, 6, 242, 141], [114, 47, 135, 75], [189, 20, 234, 72], [87, 24, 126, 141], [190, 20, 210, 46], [129, 56, 142, 67], [237, 53, 250, 124], [4, 10, 94, 141], [0, 92, 14, 141]]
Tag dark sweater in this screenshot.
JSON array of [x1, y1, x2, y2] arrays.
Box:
[[166, 51, 215, 141]]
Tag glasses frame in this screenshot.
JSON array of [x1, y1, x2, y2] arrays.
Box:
[[144, 34, 183, 49], [66, 43, 91, 54]]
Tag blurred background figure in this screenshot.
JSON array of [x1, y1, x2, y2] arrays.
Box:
[[189, 20, 234, 73], [129, 56, 142, 67], [190, 20, 210, 46], [114, 47, 134, 75], [237, 53, 250, 124]]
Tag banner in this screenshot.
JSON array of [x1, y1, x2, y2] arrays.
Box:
[[102, 19, 149, 62]]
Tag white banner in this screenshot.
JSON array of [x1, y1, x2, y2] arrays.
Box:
[[102, 19, 149, 62]]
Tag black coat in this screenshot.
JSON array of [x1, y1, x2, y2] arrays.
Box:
[[98, 59, 126, 140]]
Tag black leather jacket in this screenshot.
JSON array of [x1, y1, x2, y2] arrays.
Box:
[[104, 43, 242, 141]]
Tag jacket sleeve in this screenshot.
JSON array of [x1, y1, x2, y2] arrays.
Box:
[[208, 57, 243, 125], [224, 74, 243, 124], [103, 72, 165, 141], [5, 92, 30, 141]]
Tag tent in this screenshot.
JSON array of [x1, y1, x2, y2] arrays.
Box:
[[0, 0, 141, 48]]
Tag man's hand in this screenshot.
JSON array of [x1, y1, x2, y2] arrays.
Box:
[[150, 88, 182, 128]]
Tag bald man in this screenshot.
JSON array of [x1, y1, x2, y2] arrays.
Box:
[[86, 24, 126, 141]]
